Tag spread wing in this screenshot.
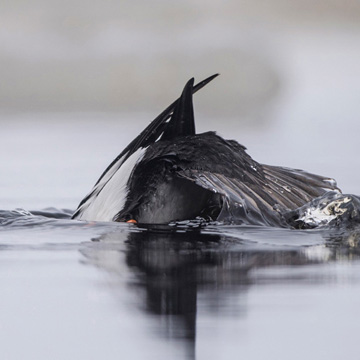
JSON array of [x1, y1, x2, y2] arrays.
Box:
[[177, 165, 340, 226]]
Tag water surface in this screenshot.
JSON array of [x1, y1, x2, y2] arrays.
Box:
[[1, 208, 360, 360]]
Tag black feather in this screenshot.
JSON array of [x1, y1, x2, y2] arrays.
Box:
[[160, 77, 195, 140]]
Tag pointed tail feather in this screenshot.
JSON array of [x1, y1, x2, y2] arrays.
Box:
[[94, 74, 219, 187], [160, 78, 195, 140]]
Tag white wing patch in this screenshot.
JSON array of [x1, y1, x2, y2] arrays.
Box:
[[76, 147, 147, 221], [297, 195, 351, 227]]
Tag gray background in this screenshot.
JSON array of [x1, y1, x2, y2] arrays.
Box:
[[1, 0, 360, 208]]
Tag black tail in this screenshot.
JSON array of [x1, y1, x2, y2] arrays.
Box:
[[94, 74, 219, 186], [124, 73, 219, 149], [160, 78, 195, 140]]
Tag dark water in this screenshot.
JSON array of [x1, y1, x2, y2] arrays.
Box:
[[1, 208, 360, 359]]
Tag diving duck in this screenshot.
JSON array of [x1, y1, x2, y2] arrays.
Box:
[[72, 74, 339, 226]]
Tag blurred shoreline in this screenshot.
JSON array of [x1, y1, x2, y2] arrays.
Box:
[[1, 1, 359, 119]]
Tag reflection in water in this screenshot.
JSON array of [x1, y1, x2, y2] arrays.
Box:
[[79, 225, 360, 358], [126, 230, 205, 343]]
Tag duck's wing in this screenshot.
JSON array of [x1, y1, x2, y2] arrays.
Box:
[[261, 164, 340, 205], [177, 165, 340, 226], [72, 74, 218, 220]]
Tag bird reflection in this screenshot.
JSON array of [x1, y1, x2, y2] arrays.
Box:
[[81, 224, 360, 356], [126, 230, 211, 342]]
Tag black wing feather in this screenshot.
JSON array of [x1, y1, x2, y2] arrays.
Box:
[[177, 164, 340, 226]]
